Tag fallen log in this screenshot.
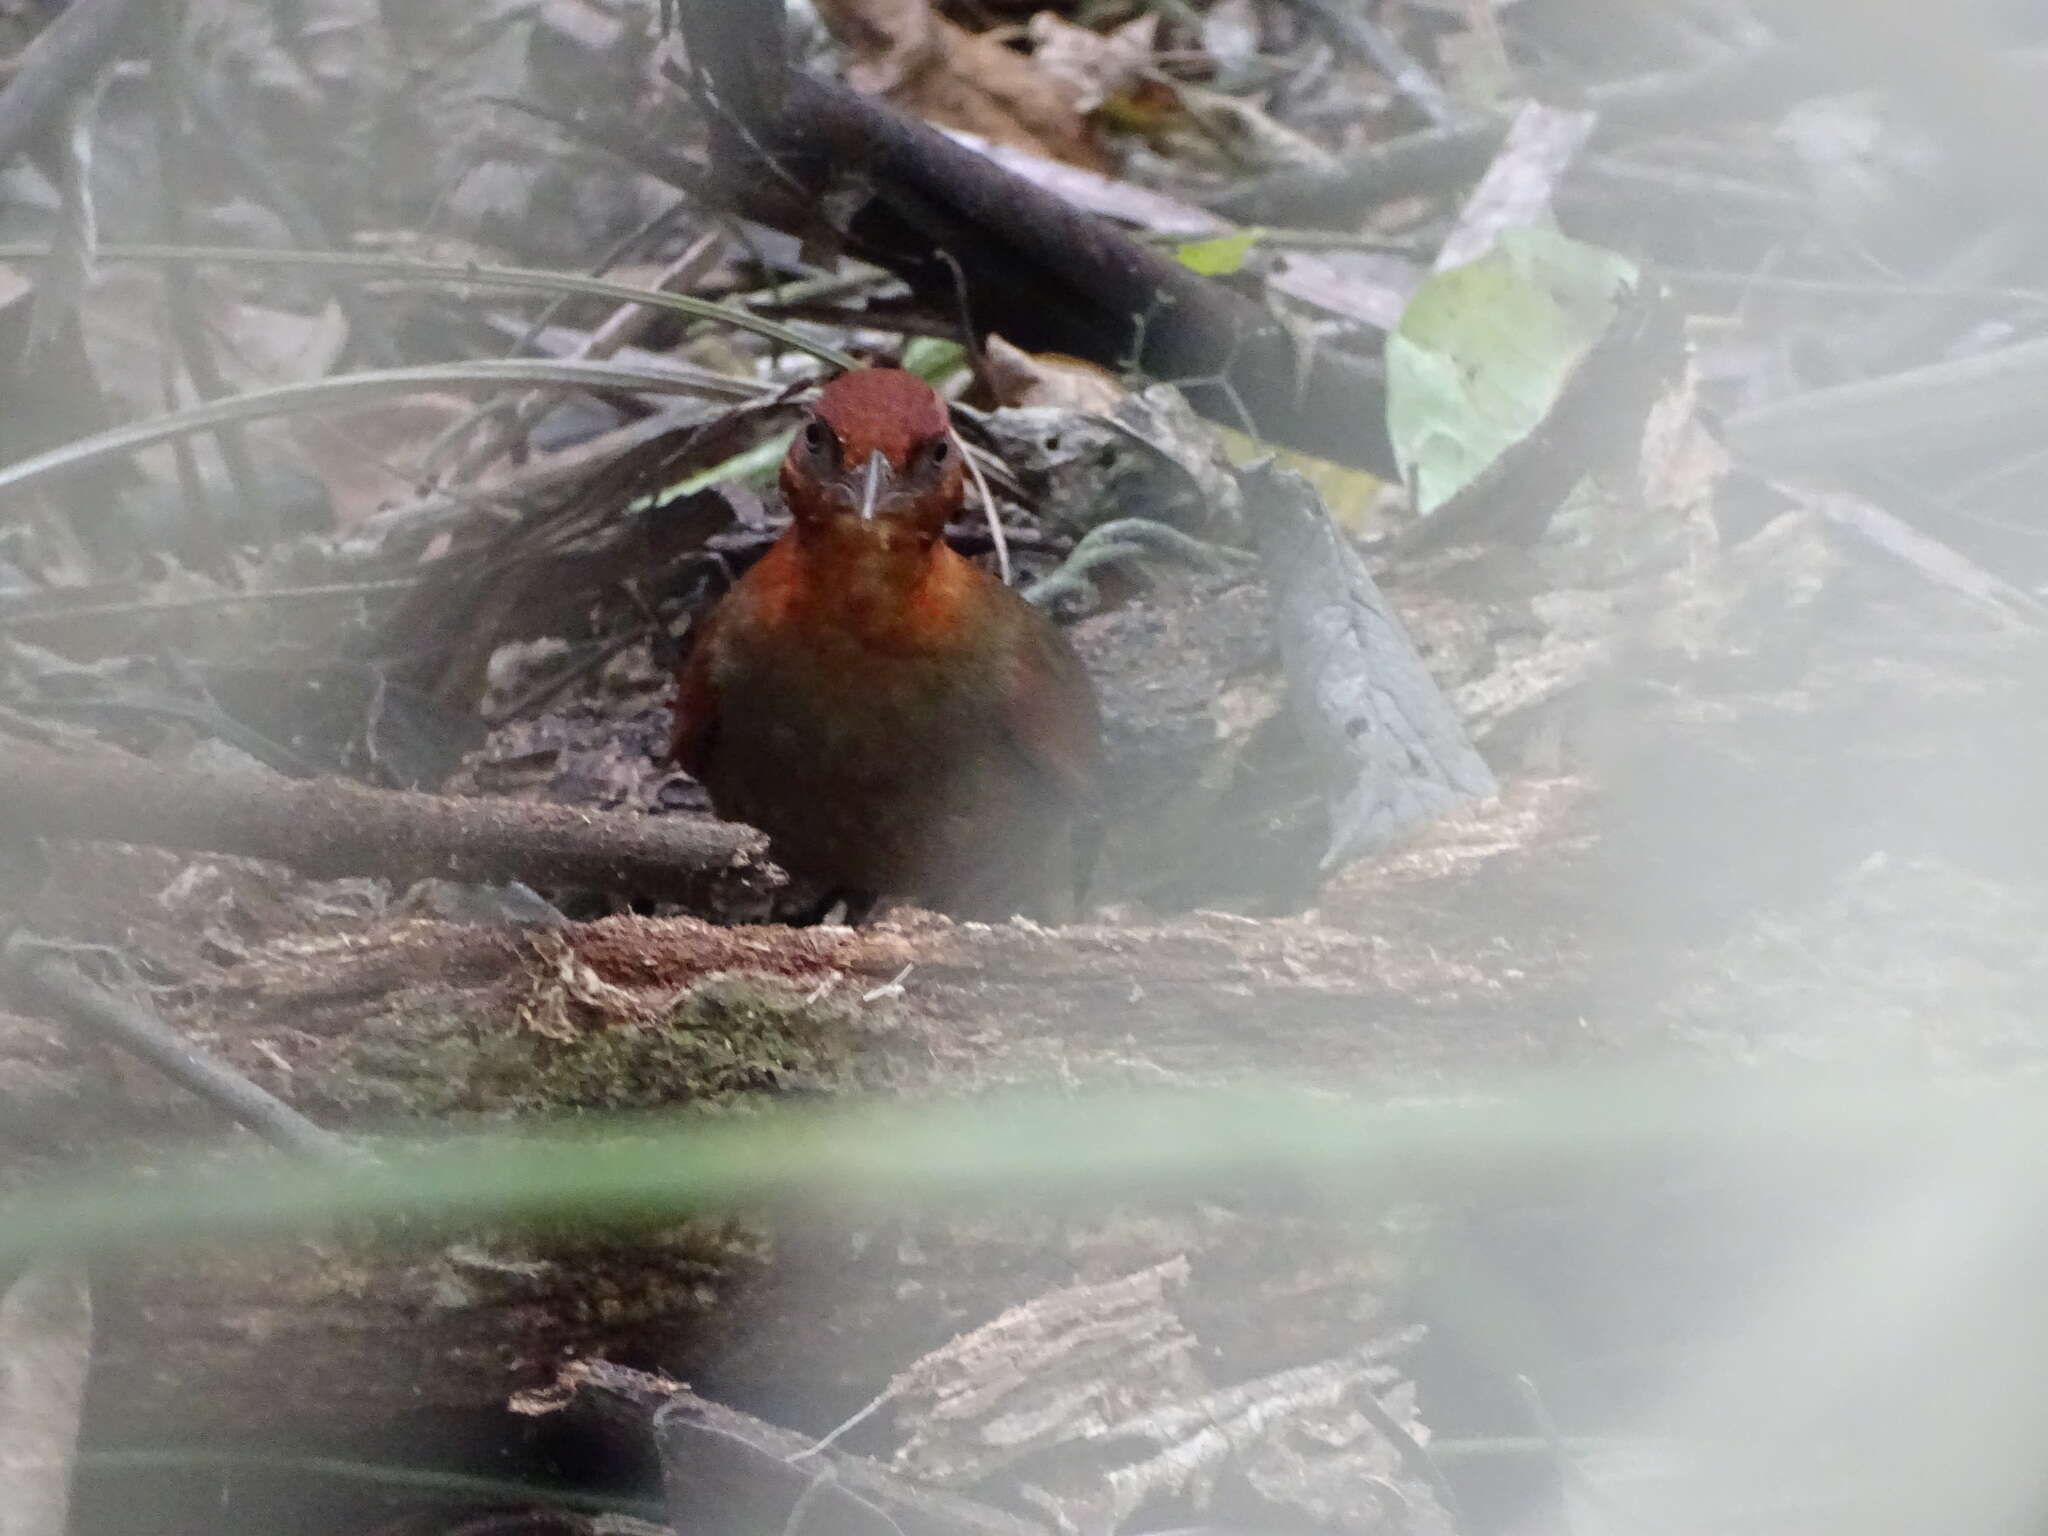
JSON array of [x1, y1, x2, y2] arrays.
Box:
[[0, 734, 778, 909]]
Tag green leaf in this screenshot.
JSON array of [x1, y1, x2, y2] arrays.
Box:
[[1386, 227, 1639, 516], [900, 337, 968, 385], [1174, 227, 1261, 276], [665, 428, 796, 500], [0, 1075, 2023, 1264]]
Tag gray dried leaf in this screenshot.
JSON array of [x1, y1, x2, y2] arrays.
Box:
[[1434, 101, 1598, 274], [891, 1258, 1201, 1486], [1250, 467, 1496, 866], [983, 384, 1242, 537], [0, 1262, 91, 1536]]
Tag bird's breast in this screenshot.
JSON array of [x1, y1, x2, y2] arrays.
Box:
[[699, 616, 1063, 904]]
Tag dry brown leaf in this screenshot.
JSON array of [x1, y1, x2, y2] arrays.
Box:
[[1025, 11, 1156, 114], [50, 252, 453, 528], [816, 0, 936, 94], [982, 334, 1129, 413], [286, 396, 480, 528], [814, 0, 1110, 170], [212, 298, 351, 391], [1168, 79, 1342, 174], [1638, 366, 1730, 528]]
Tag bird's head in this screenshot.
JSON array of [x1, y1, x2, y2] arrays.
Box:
[[780, 367, 965, 550]]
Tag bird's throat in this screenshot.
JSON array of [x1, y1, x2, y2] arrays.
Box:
[[785, 523, 967, 651]]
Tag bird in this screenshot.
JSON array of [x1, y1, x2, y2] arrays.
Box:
[[669, 366, 1103, 923]]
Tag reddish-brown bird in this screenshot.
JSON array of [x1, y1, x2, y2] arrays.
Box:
[[670, 367, 1102, 922]]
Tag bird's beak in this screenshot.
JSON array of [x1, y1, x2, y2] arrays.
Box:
[[857, 449, 890, 522]]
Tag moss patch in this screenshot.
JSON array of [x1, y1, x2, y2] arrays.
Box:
[[312, 968, 872, 1121], [482, 969, 863, 1112]]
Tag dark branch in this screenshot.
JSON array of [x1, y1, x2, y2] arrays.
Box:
[[0, 735, 779, 907], [646, 0, 1396, 473], [5, 935, 353, 1162], [1213, 43, 1829, 227], [0, 0, 146, 172]]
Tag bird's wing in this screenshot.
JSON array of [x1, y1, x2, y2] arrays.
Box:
[[999, 616, 1106, 907], [1001, 618, 1103, 809], [668, 608, 725, 777]]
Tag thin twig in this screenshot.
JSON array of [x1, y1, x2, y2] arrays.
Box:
[[156, 295, 232, 577], [1353, 1381, 1469, 1534], [506, 197, 700, 361], [77, 1448, 666, 1519], [0, 0, 146, 173], [439, 227, 731, 487], [1661, 265, 2048, 308], [4, 932, 353, 1162], [0, 242, 861, 368], [181, 62, 401, 368], [583, 41, 1402, 469], [151, 0, 270, 545], [956, 426, 1011, 588], [1022, 518, 1254, 609], [1515, 1372, 1683, 1536], [0, 357, 773, 512], [483, 622, 653, 726], [1214, 42, 1829, 225], [418, 199, 706, 484], [787, 1385, 899, 1465], [0, 578, 422, 631], [1284, 0, 1464, 127]]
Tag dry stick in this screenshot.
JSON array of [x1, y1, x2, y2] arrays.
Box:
[[641, 5, 1399, 472], [22, 75, 100, 358], [780, 73, 1397, 470], [654, 1387, 1046, 1536], [181, 63, 401, 369], [1352, 1379, 1470, 1536], [1282, 0, 1464, 128], [4, 933, 352, 1163], [1570, 154, 1807, 219], [352, 399, 732, 550], [1659, 265, 2048, 310], [0, 578, 423, 631], [1214, 41, 1831, 226], [1723, 333, 2048, 473], [0, 1261, 90, 1536], [417, 198, 705, 485], [0, 735, 777, 905], [156, 298, 231, 577], [0, 358, 767, 522], [441, 227, 730, 487], [151, 0, 271, 547], [504, 196, 700, 363], [929, 247, 1013, 586], [0, 0, 147, 171]]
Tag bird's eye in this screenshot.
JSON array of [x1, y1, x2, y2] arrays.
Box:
[[802, 420, 829, 453], [927, 438, 951, 466]]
